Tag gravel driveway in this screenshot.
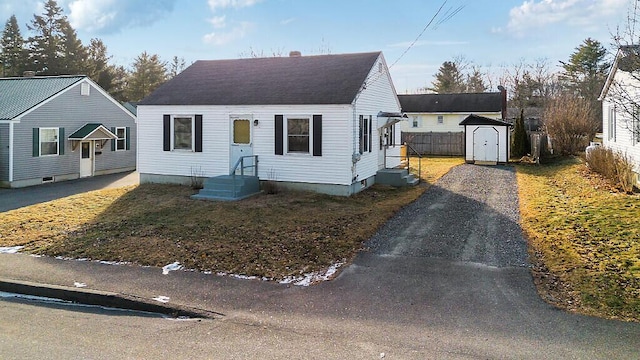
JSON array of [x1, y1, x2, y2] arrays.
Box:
[[367, 164, 529, 267]]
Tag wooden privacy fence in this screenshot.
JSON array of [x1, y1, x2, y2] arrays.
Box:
[[401, 132, 464, 156]]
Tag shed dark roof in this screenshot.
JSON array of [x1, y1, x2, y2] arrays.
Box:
[[459, 114, 511, 126], [398, 92, 502, 113], [139, 52, 382, 106]]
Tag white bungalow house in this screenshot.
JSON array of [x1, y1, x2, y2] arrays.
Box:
[[599, 45, 640, 186], [398, 91, 506, 155], [137, 51, 411, 198]]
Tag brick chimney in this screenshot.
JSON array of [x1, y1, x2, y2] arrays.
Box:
[[498, 85, 507, 121]]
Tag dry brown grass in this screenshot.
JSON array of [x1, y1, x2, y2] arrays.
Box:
[[517, 157, 640, 321], [0, 157, 463, 280]]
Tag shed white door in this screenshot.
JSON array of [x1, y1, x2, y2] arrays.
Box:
[[230, 116, 253, 174], [80, 141, 94, 177], [473, 127, 499, 162]]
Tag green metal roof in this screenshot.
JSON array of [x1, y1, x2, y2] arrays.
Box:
[[0, 76, 86, 120], [68, 123, 117, 140]]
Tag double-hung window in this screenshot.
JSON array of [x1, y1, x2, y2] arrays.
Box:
[[359, 115, 372, 154], [287, 117, 310, 153], [437, 115, 444, 124], [608, 106, 616, 141], [40, 128, 59, 156], [634, 105, 640, 145], [115, 127, 126, 151], [173, 116, 194, 151]]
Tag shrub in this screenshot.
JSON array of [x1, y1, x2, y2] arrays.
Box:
[[544, 94, 599, 155], [512, 108, 529, 158], [586, 146, 636, 193]]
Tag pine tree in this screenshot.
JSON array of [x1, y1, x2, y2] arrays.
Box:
[[168, 56, 186, 79], [511, 109, 528, 158], [1, 15, 27, 77], [465, 67, 487, 92], [60, 21, 87, 74], [430, 61, 466, 93], [126, 52, 168, 101]]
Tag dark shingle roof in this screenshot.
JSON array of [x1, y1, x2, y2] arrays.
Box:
[[139, 52, 382, 106], [459, 114, 511, 126], [0, 76, 85, 120], [398, 92, 502, 113]]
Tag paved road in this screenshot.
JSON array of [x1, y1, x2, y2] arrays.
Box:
[[0, 171, 139, 212], [0, 165, 638, 359]]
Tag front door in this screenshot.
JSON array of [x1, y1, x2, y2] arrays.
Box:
[[230, 116, 253, 174], [473, 127, 499, 162], [80, 141, 94, 177]]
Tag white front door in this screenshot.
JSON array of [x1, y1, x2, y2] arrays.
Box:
[[473, 127, 499, 162], [80, 141, 94, 177], [230, 116, 253, 174]]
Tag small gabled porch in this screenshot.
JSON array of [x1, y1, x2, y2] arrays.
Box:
[[192, 156, 261, 201]]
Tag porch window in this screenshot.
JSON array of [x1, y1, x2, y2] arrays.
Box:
[[174, 116, 193, 150], [287, 118, 310, 153], [115, 127, 126, 150], [40, 128, 59, 156]]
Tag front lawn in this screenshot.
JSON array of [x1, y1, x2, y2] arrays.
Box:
[[516, 157, 640, 321], [0, 157, 463, 281]]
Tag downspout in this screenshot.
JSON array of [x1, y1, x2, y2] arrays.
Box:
[[8, 120, 14, 182]]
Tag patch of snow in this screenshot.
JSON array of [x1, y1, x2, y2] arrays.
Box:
[[0, 246, 23, 254], [203, 271, 212, 275], [279, 262, 344, 287], [77, 258, 89, 262], [162, 262, 182, 275], [98, 260, 130, 266], [230, 274, 257, 280], [73, 282, 87, 288], [29, 254, 43, 258], [153, 296, 170, 303]]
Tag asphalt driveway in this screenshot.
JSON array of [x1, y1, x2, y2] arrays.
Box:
[[0, 171, 138, 212]]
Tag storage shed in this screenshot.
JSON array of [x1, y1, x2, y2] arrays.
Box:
[[459, 114, 511, 164]]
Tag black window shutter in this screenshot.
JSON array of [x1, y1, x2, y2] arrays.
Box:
[[58, 127, 65, 155], [125, 127, 131, 150], [368, 116, 372, 153], [111, 127, 116, 151], [195, 115, 203, 152], [32, 128, 39, 157], [275, 115, 283, 155], [313, 115, 322, 156], [359, 115, 364, 154], [163, 115, 171, 151]]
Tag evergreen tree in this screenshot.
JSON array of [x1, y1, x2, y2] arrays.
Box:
[[560, 38, 610, 131], [85, 38, 121, 93], [430, 61, 466, 93], [26, 0, 84, 75], [168, 56, 186, 79], [126, 51, 167, 101], [1, 15, 27, 77], [511, 109, 528, 158], [466, 67, 487, 92]]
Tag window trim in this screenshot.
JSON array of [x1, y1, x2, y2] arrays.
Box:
[[39, 127, 59, 157], [172, 115, 195, 151], [285, 115, 312, 155], [115, 126, 126, 151]]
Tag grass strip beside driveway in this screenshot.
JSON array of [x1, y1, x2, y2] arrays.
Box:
[[516, 157, 640, 322], [0, 157, 463, 281]]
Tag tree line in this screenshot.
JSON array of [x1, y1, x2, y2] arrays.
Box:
[[0, 0, 184, 102]]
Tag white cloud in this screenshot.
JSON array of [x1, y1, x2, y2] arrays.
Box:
[[209, 15, 227, 29], [280, 17, 295, 25], [67, 0, 176, 34], [208, 0, 261, 12], [203, 21, 252, 45], [506, 0, 628, 36]]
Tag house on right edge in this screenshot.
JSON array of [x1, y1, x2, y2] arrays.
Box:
[[599, 45, 640, 185]]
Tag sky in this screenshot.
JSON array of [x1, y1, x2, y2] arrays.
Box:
[[0, 0, 632, 93]]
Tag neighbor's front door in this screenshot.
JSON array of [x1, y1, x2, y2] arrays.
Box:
[[80, 141, 94, 177], [229, 115, 253, 174]]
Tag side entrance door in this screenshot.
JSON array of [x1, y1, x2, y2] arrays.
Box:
[[229, 115, 253, 174], [80, 141, 94, 177], [473, 127, 499, 162]]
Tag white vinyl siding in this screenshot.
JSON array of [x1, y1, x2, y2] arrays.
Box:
[[401, 112, 502, 133]]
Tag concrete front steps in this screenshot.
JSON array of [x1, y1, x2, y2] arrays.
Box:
[[376, 168, 419, 187], [191, 175, 261, 201]]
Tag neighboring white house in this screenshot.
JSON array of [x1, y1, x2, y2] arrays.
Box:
[[137, 51, 406, 196], [399, 92, 504, 133], [599, 45, 640, 186]]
